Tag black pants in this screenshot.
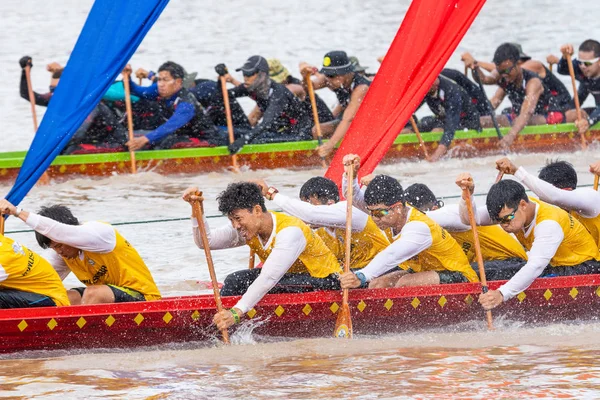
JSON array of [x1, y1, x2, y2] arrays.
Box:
[[474, 258, 528, 281], [542, 259, 600, 277], [220, 269, 340, 297], [0, 289, 56, 309]]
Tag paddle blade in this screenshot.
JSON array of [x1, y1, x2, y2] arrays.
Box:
[[334, 303, 353, 339]]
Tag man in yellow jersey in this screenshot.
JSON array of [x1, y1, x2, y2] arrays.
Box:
[[0, 233, 70, 308], [402, 182, 528, 280], [182, 182, 342, 331], [338, 173, 478, 290], [456, 175, 600, 310], [494, 158, 600, 248], [0, 201, 161, 305], [249, 177, 389, 270]]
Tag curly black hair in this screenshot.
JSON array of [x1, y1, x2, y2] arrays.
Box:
[[486, 180, 529, 221], [299, 177, 340, 204], [364, 175, 404, 206], [217, 182, 267, 215], [538, 160, 577, 190]]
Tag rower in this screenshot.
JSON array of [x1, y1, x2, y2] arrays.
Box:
[[182, 182, 341, 331], [338, 157, 478, 290], [440, 68, 493, 117], [268, 58, 334, 124], [0, 233, 70, 308], [220, 55, 314, 153], [123, 61, 226, 151], [462, 43, 572, 120], [547, 40, 600, 137], [250, 177, 389, 269], [416, 75, 482, 162], [299, 51, 370, 157], [404, 182, 527, 279], [495, 157, 600, 248], [0, 201, 161, 305], [457, 174, 600, 310], [468, 43, 566, 150]]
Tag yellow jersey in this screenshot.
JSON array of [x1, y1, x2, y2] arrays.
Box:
[[247, 212, 341, 278], [516, 198, 600, 267], [450, 226, 527, 262], [0, 235, 70, 306], [393, 209, 479, 282], [571, 212, 600, 250], [315, 216, 389, 269], [63, 228, 161, 300]]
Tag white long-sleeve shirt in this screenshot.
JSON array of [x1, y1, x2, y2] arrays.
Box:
[[341, 175, 368, 214], [458, 198, 564, 301], [24, 213, 117, 280], [271, 192, 367, 231], [191, 213, 307, 313], [515, 166, 600, 218], [359, 209, 433, 281]]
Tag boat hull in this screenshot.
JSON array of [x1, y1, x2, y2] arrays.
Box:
[[0, 124, 597, 183], [1, 274, 599, 354]]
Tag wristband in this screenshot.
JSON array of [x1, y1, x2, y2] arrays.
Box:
[[266, 186, 279, 201], [355, 272, 368, 288], [230, 308, 240, 324], [15, 207, 23, 217]]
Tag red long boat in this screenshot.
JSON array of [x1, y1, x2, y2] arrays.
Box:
[[2, 274, 599, 354]]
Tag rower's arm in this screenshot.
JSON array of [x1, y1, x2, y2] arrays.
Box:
[[326, 85, 369, 148], [506, 78, 544, 138], [458, 195, 494, 226], [128, 79, 159, 100], [24, 213, 116, 253], [515, 167, 600, 218], [489, 87, 506, 109], [359, 221, 432, 282], [191, 214, 245, 250], [271, 193, 368, 231], [341, 174, 368, 213], [426, 204, 470, 232], [145, 102, 196, 144], [233, 227, 306, 313], [472, 65, 500, 85], [498, 220, 563, 301]]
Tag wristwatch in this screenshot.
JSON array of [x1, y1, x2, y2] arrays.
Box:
[[265, 187, 279, 201], [14, 207, 23, 217]]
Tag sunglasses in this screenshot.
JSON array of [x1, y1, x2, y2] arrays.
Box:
[[367, 201, 403, 218], [496, 209, 517, 224], [497, 64, 517, 75], [578, 57, 600, 67], [242, 70, 258, 77]]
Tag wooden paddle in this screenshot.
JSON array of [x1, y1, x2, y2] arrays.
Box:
[[304, 72, 328, 168], [495, 171, 504, 184], [122, 72, 137, 174], [248, 248, 256, 269], [334, 163, 354, 338], [220, 76, 239, 172], [565, 54, 588, 150], [24, 65, 38, 131], [594, 175, 599, 191], [409, 116, 430, 159], [191, 194, 230, 344], [462, 187, 494, 330], [548, 62, 554, 74], [138, 77, 142, 85], [473, 71, 503, 140], [0, 214, 4, 236]]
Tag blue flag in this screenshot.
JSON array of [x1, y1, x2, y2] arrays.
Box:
[[4, 0, 169, 205]]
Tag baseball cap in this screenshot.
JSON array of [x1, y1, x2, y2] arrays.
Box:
[[510, 43, 532, 62], [236, 55, 269, 76], [268, 58, 290, 83], [320, 51, 354, 77]]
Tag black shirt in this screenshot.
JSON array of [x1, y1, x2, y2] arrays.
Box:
[[557, 58, 600, 125]]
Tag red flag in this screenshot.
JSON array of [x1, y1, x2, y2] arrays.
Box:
[[325, 0, 487, 187]]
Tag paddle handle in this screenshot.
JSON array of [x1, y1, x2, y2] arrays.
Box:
[[462, 188, 494, 330], [220, 76, 239, 171], [248, 248, 256, 269], [343, 164, 354, 305], [192, 198, 230, 344], [409, 116, 429, 159], [565, 54, 588, 149], [0, 214, 4, 235], [495, 171, 504, 184], [122, 72, 137, 174], [475, 73, 503, 140], [304, 73, 327, 168], [138, 77, 142, 85], [24, 65, 38, 131], [594, 175, 599, 191]]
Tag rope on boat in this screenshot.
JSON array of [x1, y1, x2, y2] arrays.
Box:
[[3, 183, 595, 234]]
